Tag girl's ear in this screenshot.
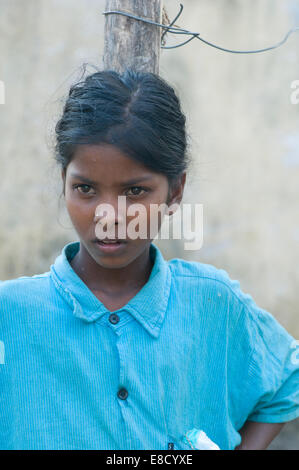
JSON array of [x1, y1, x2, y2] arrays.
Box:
[[167, 172, 186, 216]]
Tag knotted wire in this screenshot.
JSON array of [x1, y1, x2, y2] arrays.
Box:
[[103, 3, 299, 54]]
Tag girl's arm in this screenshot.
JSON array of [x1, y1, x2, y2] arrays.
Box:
[[235, 421, 285, 450]]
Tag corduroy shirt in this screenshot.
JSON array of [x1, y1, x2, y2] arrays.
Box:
[[0, 241, 298, 450]]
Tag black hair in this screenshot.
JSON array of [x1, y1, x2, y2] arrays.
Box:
[[55, 68, 190, 188]]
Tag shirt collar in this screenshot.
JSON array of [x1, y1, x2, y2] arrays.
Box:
[[50, 241, 172, 338]]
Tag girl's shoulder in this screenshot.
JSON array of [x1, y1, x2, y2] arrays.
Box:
[[167, 256, 253, 311], [167, 256, 294, 342], [0, 272, 51, 305], [0, 273, 57, 330]]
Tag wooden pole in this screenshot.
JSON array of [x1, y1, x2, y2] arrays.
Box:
[[103, 0, 163, 74]]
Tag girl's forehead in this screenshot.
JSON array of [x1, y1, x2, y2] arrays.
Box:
[[66, 144, 164, 184], [70, 144, 144, 169], [72, 143, 133, 162]]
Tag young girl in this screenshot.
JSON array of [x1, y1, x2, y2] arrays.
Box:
[[0, 70, 298, 450]]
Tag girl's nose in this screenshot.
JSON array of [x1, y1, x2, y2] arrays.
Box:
[[94, 198, 127, 230]]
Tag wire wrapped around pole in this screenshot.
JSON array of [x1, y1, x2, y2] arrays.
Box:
[[103, 3, 299, 54]]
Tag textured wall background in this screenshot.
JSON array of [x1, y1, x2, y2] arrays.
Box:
[[0, 0, 298, 449]]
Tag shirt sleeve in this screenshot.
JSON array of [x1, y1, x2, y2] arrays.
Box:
[[243, 303, 299, 423], [220, 270, 299, 427]]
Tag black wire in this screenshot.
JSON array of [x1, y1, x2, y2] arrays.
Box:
[[103, 3, 299, 54], [161, 2, 184, 44]]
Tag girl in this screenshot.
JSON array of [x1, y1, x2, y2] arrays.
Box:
[[0, 69, 298, 450]]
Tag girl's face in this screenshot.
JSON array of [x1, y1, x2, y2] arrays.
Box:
[[62, 144, 185, 269]]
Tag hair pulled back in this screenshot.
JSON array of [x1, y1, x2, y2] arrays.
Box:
[[55, 68, 189, 186]]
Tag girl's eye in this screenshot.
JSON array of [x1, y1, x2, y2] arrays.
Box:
[[126, 186, 147, 197], [74, 184, 95, 195]]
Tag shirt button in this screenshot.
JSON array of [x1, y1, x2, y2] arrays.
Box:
[[109, 313, 120, 325], [117, 388, 128, 400]]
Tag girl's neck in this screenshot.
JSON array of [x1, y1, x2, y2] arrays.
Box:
[[70, 243, 154, 297]]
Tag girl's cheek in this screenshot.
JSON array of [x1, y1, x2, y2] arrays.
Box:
[[66, 201, 95, 226]]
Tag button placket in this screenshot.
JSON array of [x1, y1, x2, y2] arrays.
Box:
[[108, 312, 129, 403], [115, 325, 130, 411]]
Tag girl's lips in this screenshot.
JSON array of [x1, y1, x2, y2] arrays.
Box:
[[94, 240, 127, 254]]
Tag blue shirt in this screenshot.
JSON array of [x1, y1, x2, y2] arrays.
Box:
[[0, 241, 298, 450]]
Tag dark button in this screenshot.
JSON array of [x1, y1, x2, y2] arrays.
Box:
[[109, 313, 120, 325], [117, 388, 128, 400]]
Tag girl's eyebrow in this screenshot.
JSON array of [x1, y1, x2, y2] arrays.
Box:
[[69, 173, 154, 186], [69, 174, 98, 185], [120, 176, 154, 185]]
